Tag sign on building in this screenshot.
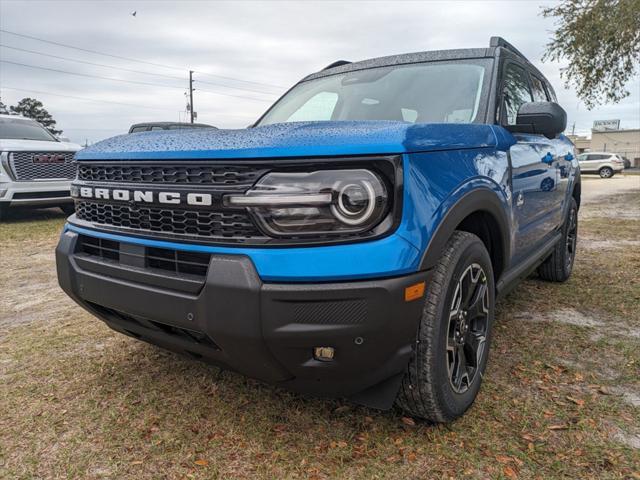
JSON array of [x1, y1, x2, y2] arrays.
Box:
[[593, 119, 620, 131]]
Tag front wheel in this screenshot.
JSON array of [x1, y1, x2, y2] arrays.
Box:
[[599, 167, 614, 178], [396, 231, 495, 423]]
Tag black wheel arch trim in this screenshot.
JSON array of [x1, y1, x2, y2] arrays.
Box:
[[418, 188, 511, 276]]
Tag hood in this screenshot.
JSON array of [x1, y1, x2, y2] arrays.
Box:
[[76, 121, 498, 161], [0, 138, 82, 152]]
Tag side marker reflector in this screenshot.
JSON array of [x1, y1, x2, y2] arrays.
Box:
[[404, 281, 426, 302]]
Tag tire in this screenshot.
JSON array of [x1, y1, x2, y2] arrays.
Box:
[[599, 167, 614, 178], [60, 204, 76, 216], [396, 231, 495, 423], [538, 197, 578, 282]]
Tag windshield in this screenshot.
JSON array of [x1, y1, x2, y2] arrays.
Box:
[[257, 60, 489, 126], [0, 117, 57, 141]]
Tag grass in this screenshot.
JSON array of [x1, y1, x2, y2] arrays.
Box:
[[1, 194, 639, 479]]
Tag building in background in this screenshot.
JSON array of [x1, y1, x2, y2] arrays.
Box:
[[567, 134, 591, 154], [590, 129, 640, 167]]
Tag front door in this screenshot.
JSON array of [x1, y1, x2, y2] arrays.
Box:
[[501, 61, 565, 264]]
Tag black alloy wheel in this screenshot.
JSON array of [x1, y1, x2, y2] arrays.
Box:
[[446, 263, 489, 394]]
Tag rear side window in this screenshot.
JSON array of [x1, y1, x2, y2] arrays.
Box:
[[502, 63, 532, 125], [530, 75, 549, 102], [130, 127, 147, 133]]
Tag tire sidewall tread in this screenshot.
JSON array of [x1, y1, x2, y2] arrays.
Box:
[[397, 231, 495, 422]]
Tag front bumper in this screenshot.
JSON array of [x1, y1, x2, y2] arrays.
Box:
[[56, 229, 428, 408], [0, 178, 72, 206]]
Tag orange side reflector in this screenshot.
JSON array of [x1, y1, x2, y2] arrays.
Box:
[[404, 281, 426, 302]]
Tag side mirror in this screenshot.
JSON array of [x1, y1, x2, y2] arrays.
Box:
[[508, 101, 567, 139]]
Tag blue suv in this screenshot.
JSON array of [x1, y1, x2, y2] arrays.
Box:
[[57, 37, 580, 422]]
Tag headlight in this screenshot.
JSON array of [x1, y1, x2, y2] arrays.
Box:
[[224, 169, 389, 237]]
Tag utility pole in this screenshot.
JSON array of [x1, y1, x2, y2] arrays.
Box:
[[189, 70, 194, 124]]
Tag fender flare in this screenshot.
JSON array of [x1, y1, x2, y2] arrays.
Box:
[[419, 187, 511, 272]]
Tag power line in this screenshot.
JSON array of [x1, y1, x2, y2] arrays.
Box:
[[0, 44, 185, 80], [1, 59, 185, 89], [195, 77, 276, 96], [1, 86, 266, 120], [192, 70, 286, 90], [1, 60, 272, 102], [0, 29, 186, 72], [196, 88, 272, 102], [0, 44, 279, 96], [0, 86, 177, 111], [0, 29, 287, 90]]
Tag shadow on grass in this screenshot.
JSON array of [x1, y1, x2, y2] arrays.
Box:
[[2, 205, 69, 223]]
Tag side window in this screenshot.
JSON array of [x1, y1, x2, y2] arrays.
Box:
[[130, 127, 146, 133], [502, 63, 533, 125], [150, 126, 164, 131], [287, 92, 338, 122], [530, 75, 548, 102]]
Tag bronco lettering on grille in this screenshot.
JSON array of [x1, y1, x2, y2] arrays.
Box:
[[73, 186, 214, 207]]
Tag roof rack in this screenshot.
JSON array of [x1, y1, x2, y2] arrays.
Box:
[[489, 36, 526, 59], [322, 60, 352, 71]]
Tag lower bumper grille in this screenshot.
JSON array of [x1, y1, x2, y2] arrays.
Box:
[[75, 200, 263, 240], [12, 191, 70, 200], [9, 152, 77, 180], [77, 234, 211, 278]]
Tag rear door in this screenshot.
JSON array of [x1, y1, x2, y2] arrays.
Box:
[[501, 61, 562, 264]]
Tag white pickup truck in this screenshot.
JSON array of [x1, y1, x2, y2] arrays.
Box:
[[0, 114, 81, 220]]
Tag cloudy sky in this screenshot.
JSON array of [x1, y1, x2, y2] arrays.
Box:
[[1, 0, 638, 144]]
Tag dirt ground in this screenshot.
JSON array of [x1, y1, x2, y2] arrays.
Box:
[[0, 174, 638, 479]]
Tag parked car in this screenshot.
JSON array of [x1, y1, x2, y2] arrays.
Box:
[[576, 151, 624, 178], [57, 37, 580, 423], [0, 114, 81, 220], [128, 122, 216, 133]]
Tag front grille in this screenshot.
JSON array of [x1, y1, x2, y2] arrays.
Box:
[[75, 200, 262, 240], [77, 163, 267, 187], [9, 151, 76, 180]]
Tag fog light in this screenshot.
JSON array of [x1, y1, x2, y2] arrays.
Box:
[[0, 189, 7, 198], [313, 346, 335, 362]]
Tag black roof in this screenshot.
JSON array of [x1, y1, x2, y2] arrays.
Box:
[[129, 122, 214, 129], [303, 37, 532, 82]]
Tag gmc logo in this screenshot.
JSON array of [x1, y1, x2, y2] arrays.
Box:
[[72, 185, 214, 207], [33, 154, 66, 164]]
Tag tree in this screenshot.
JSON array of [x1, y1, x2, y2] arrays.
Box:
[[542, 0, 640, 109], [9, 97, 62, 136], [0, 99, 8, 114]]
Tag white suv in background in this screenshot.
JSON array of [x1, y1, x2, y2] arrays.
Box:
[[0, 114, 81, 220], [576, 151, 625, 178]]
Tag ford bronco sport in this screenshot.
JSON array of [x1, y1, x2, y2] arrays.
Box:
[[57, 37, 580, 422]]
